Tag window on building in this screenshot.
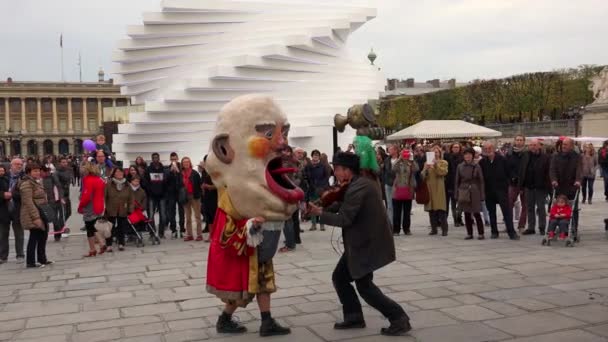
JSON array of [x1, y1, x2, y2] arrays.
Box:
[[28, 119, 36, 132], [44, 118, 52, 132], [0, 120, 5, 132], [74, 119, 82, 131], [89, 119, 97, 132], [12, 119, 21, 131], [59, 118, 67, 132]]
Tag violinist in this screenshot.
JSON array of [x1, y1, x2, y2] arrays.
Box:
[[307, 151, 412, 336]]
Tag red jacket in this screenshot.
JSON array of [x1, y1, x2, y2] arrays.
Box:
[[550, 204, 572, 220], [78, 175, 105, 216]]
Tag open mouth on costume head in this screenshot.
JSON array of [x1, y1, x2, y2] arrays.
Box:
[[265, 157, 304, 204]]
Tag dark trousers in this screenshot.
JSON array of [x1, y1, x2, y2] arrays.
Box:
[[548, 218, 569, 234], [392, 199, 412, 234], [0, 218, 24, 260], [464, 212, 484, 236], [166, 195, 185, 233], [107, 217, 127, 247], [429, 210, 448, 232], [445, 190, 462, 224], [283, 217, 296, 249], [525, 188, 547, 232], [292, 209, 301, 244], [486, 194, 517, 237], [332, 255, 408, 322], [603, 166, 608, 198], [582, 177, 595, 202], [148, 197, 166, 235], [26, 227, 48, 265]]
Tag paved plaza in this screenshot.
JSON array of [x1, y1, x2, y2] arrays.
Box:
[[1, 184, 608, 342]]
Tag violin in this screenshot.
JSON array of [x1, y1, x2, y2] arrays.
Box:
[[304, 180, 350, 219]]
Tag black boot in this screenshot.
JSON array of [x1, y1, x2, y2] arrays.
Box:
[[381, 316, 412, 336], [216, 313, 247, 334], [522, 229, 535, 235], [334, 319, 366, 330], [539, 227, 546, 235], [429, 228, 438, 235], [259, 318, 291, 337]]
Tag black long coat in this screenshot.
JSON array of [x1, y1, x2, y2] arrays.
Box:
[[0, 176, 9, 225], [320, 175, 396, 279]]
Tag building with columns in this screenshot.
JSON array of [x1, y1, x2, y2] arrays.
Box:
[[0, 76, 129, 158]]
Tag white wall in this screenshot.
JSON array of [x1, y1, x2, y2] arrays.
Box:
[[111, 0, 384, 163]]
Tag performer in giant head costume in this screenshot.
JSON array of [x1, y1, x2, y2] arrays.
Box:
[[205, 94, 304, 337]]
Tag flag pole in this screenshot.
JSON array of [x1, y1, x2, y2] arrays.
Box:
[[60, 33, 65, 82]]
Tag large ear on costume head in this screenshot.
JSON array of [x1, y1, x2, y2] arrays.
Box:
[[211, 134, 235, 164]]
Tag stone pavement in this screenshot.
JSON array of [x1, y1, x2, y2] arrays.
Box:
[[1, 184, 608, 342]]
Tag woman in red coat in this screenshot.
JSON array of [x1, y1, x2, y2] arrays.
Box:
[[78, 161, 106, 257]]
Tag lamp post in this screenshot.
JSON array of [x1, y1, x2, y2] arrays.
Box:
[[368, 48, 377, 65]]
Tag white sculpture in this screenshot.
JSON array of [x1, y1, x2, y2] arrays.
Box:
[[589, 67, 608, 104], [111, 0, 384, 163]]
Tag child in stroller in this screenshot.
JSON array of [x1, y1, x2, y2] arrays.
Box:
[[127, 177, 160, 246], [548, 195, 572, 240]]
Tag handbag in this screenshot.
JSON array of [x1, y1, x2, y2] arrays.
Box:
[[415, 180, 430, 205], [36, 203, 57, 225], [95, 218, 113, 239], [458, 185, 472, 204], [393, 185, 413, 201]]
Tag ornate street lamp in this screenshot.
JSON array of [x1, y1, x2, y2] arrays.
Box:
[[368, 48, 377, 65]]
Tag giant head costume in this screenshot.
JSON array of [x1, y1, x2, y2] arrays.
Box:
[[206, 94, 304, 221]]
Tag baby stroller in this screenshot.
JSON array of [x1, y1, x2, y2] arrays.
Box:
[[541, 188, 580, 247], [127, 201, 161, 247]]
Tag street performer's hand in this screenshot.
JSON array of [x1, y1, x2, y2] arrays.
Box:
[[551, 181, 558, 188], [307, 202, 322, 216], [251, 217, 265, 230]]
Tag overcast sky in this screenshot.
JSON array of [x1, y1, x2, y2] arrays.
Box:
[[1, 0, 607, 83]]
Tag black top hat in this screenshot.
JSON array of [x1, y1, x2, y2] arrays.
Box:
[[332, 152, 360, 173]]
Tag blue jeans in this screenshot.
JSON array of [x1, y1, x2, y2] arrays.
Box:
[[148, 197, 167, 235], [582, 177, 595, 202], [384, 185, 394, 224]]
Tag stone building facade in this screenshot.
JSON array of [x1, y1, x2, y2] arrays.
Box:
[[0, 78, 129, 158]]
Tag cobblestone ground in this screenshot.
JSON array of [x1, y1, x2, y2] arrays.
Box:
[[1, 183, 608, 342]]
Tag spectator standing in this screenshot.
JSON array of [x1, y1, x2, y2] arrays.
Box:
[[422, 146, 449, 236], [3, 158, 25, 262], [78, 162, 106, 257], [391, 149, 418, 235], [166, 152, 185, 238], [598, 140, 608, 201], [444, 143, 464, 227], [145, 153, 168, 238], [40, 166, 62, 241], [455, 148, 485, 240], [382, 145, 399, 225], [0, 166, 11, 264], [181, 157, 204, 241], [305, 149, 329, 231], [55, 157, 73, 237], [105, 168, 131, 251], [479, 142, 519, 240], [200, 155, 218, 238], [280, 146, 298, 252], [581, 143, 598, 204], [507, 135, 527, 230], [20, 163, 53, 268], [518, 140, 551, 236], [550, 138, 582, 231]]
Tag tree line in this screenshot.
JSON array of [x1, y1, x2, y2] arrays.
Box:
[[378, 65, 605, 130]]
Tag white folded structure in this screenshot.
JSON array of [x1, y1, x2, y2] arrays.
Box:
[[111, 0, 384, 163]]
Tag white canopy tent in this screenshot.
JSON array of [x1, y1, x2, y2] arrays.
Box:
[[386, 120, 502, 141]]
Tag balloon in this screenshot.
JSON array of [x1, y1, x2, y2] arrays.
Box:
[[83, 139, 96, 152]]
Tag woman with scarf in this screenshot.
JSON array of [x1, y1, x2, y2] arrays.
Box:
[[455, 148, 485, 240], [181, 157, 204, 241], [105, 168, 131, 251], [391, 149, 418, 235]]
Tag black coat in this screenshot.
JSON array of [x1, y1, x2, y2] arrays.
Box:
[[550, 151, 582, 198], [145, 163, 167, 198], [184, 170, 203, 200], [0, 176, 9, 224], [445, 153, 463, 192], [478, 154, 510, 200], [320, 175, 396, 279], [518, 151, 551, 192], [507, 149, 525, 186], [382, 156, 396, 187]]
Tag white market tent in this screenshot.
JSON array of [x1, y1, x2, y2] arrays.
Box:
[[386, 120, 502, 141]]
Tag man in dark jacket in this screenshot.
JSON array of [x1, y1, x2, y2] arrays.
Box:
[[166, 152, 185, 239], [444, 143, 464, 226], [507, 135, 527, 230], [1, 158, 25, 262], [308, 152, 411, 336], [599, 140, 608, 201], [479, 142, 519, 240], [55, 157, 73, 240], [550, 138, 582, 230], [518, 140, 551, 235], [0, 165, 11, 263], [145, 153, 168, 238]]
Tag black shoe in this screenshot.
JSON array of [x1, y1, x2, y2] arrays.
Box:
[[441, 230, 448, 236], [171, 231, 178, 239], [539, 229, 545, 236], [465, 236, 473, 240], [334, 320, 366, 330], [429, 230, 438, 236], [478, 235, 485, 240], [216, 314, 247, 334], [26, 263, 40, 268], [259, 318, 291, 337], [510, 235, 520, 240], [491, 233, 499, 239], [404, 230, 412, 236], [588, 199, 592, 205], [522, 229, 535, 235], [381, 317, 412, 336]]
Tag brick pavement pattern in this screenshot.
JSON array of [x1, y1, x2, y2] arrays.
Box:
[[1, 184, 608, 342]]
